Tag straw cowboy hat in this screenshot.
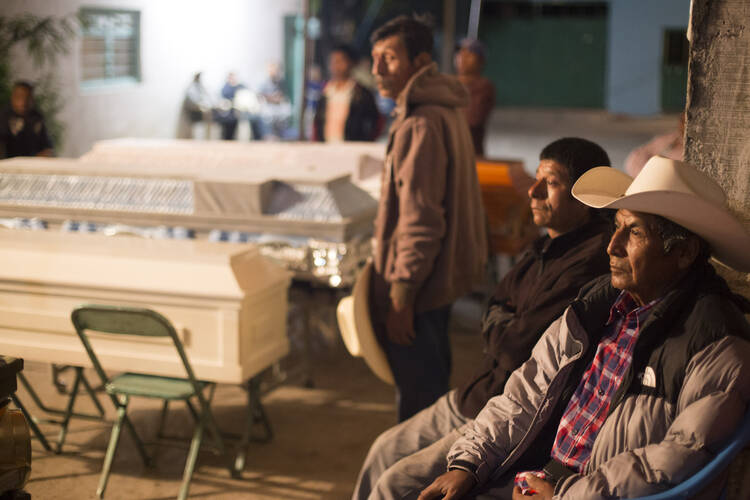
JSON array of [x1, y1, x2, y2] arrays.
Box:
[[336, 261, 395, 385], [572, 155, 750, 272]]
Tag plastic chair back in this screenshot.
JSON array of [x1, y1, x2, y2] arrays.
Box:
[[629, 405, 750, 500]]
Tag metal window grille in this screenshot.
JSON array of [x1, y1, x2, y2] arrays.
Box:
[[80, 8, 141, 83]]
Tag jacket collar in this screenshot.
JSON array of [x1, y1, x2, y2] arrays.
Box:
[[572, 260, 748, 347], [533, 216, 611, 259], [389, 62, 438, 133]]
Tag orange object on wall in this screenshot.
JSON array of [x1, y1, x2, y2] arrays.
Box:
[[476, 158, 539, 256]]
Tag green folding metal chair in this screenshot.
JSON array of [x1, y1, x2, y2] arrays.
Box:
[[71, 304, 227, 500], [12, 365, 105, 453]]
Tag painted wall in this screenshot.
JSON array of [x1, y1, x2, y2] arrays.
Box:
[[5, 0, 301, 157], [606, 0, 690, 115]]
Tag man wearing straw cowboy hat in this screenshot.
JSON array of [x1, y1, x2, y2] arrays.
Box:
[[408, 156, 750, 500]]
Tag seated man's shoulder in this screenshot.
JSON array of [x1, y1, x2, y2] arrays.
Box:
[[687, 290, 750, 339]]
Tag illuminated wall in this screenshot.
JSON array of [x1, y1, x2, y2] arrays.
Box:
[[5, 0, 301, 156]]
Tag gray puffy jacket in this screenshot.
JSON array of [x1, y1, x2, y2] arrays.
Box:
[[447, 264, 750, 499]]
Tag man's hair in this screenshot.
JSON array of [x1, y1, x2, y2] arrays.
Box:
[[540, 137, 611, 183], [12, 80, 34, 94], [648, 214, 711, 262], [330, 43, 358, 64], [370, 14, 434, 61]]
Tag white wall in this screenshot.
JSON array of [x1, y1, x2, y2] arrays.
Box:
[[5, 0, 301, 157]]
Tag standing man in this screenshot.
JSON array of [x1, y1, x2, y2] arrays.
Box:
[[313, 44, 381, 142], [369, 15, 487, 423], [0, 81, 53, 158]]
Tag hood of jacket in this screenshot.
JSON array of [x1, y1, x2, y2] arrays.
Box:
[[391, 62, 468, 129]]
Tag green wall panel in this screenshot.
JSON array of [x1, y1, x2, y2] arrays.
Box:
[[480, 16, 607, 108]]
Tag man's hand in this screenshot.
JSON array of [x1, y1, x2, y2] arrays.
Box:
[[512, 474, 554, 499], [418, 470, 476, 500], [386, 299, 415, 345]]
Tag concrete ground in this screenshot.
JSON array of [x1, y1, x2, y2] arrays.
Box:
[[14, 109, 678, 500]]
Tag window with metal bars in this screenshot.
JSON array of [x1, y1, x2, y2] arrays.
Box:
[[80, 8, 140, 85]]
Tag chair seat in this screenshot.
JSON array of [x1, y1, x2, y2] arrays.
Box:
[[107, 373, 209, 400]]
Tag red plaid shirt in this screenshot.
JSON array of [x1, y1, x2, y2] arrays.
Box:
[[515, 291, 659, 492]]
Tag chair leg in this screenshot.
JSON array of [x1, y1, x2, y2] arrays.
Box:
[[121, 412, 151, 468], [178, 419, 204, 500], [185, 399, 199, 423], [79, 370, 106, 417], [97, 400, 128, 499], [157, 400, 169, 439], [194, 384, 224, 454], [51, 364, 70, 394], [10, 394, 52, 452], [56, 368, 83, 453], [18, 369, 104, 421]]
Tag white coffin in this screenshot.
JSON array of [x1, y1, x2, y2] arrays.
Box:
[[0, 230, 291, 384]]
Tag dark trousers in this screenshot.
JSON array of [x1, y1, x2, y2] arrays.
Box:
[[382, 305, 453, 422], [220, 118, 238, 140]]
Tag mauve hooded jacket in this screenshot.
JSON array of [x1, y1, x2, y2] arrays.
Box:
[[371, 62, 487, 314]]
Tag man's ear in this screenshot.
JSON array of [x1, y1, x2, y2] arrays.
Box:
[[677, 237, 701, 270], [413, 52, 432, 69]]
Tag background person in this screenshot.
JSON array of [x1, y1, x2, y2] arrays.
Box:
[[216, 72, 245, 140], [455, 38, 495, 157], [313, 44, 381, 142], [251, 62, 292, 140], [624, 112, 685, 176], [0, 81, 53, 158], [178, 71, 213, 139]]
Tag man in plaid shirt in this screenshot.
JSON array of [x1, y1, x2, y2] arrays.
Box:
[[401, 158, 750, 500], [515, 292, 660, 496]]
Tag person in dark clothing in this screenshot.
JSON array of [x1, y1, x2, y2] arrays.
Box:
[[313, 44, 381, 142], [352, 137, 612, 500], [0, 81, 53, 158], [216, 72, 244, 140]]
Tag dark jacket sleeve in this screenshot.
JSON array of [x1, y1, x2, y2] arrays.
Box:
[[312, 93, 326, 142], [457, 227, 611, 418], [488, 263, 608, 371], [357, 85, 381, 141]]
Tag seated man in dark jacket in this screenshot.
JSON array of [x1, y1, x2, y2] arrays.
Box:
[[0, 81, 53, 158], [353, 137, 613, 499], [313, 44, 381, 142], [416, 156, 750, 500]]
